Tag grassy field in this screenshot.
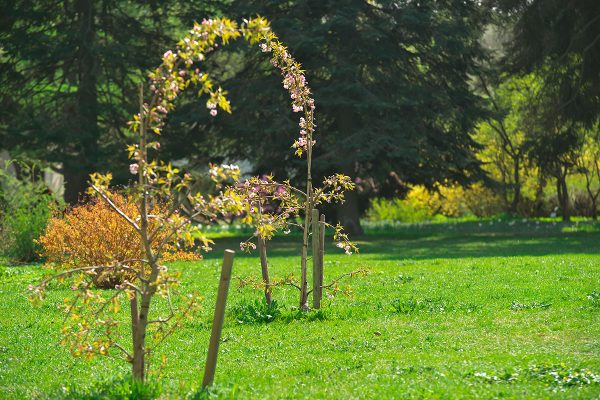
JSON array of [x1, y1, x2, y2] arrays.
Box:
[[0, 221, 599, 399]]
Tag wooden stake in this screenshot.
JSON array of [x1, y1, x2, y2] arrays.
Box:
[[312, 209, 321, 309], [257, 236, 272, 305], [319, 213, 325, 301], [202, 249, 235, 388]]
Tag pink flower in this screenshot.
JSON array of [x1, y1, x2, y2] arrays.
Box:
[[292, 104, 303, 112], [129, 163, 139, 175], [210, 109, 218, 117], [157, 106, 168, 114]]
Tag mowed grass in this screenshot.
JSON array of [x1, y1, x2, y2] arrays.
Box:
[[0, 222, 599, 399]]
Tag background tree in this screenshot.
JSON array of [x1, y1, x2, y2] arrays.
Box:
[[575, 126, 600, 219], [521, 80, 583, 222], [475, 73, 539, 213], [159, 0, 491, 234], [498, 0, 600, 127], [0, 1, 190, 203]]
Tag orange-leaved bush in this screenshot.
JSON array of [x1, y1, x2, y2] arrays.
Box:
[[38, 193, 200, 288]]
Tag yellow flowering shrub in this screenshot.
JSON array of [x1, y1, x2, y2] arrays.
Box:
[[38, 194, 200, 288], [367, 183, 504, 222]]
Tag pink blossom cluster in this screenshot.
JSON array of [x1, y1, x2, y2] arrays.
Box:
[[260, 39, 316, 155]]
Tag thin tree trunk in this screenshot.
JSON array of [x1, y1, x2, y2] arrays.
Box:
[[130, 294, 139, 361], [132, 85, 157, 382], [257, 236, 272, 305], [299, 109, 315, 311]]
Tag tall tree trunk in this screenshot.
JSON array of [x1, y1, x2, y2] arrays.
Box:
[[337, 188, 363, 236], [583, 171, 598, 220], [336, 109, 363, 236], [65, 0, 99, 204], [510, 156, 521, 213], [556, 171, 570, 222], [63, 163, 89, 204], [534, 170, 546, 217]]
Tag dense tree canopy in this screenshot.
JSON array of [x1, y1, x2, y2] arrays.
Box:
[[0, 0, 189, 202]]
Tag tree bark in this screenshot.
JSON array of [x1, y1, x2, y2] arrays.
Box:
[[337, 188, 363, 236], [509, 157, 521, 213], [335, 108, 363, 236], [63, 164, 89, 204], [556, 171, 570, 222], [65, 0, 99, 205]]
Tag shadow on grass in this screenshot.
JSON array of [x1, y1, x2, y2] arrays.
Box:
[[205, 228, 600, 262]]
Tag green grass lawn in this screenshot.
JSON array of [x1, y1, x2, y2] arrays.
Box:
[[1, 222, 599, 399]]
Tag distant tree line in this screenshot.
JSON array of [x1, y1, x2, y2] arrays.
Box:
[[1, 0, 598, 231]]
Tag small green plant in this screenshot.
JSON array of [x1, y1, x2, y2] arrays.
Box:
[[0, 161, 58, 262], [391, 297, 479, 314], [509, 301, 551, 310], [281, 309, 327, 322], [231, 299, 280, 324], [60, 375, 162, 400], [587, 291, 600, 307], [391, 297, 448, 314], [470, 363, 600, 389], [393, 274, 414, 285]]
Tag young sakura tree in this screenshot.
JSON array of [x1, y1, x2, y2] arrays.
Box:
[[29, 16, 356, 383], [142, 16, 358, 310]]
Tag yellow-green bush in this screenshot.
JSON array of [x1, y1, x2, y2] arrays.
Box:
[[366, 183, 503, 222]]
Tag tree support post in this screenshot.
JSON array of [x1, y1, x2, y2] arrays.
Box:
[[312, 209, 322, 309], [202, 249, 235, 388], [319, 213, 325, 298]]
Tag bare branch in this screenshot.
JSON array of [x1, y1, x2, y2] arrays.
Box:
[[91, 185, 141, 232]]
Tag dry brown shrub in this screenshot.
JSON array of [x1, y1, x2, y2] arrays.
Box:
[[38, 194, 200, 288]]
